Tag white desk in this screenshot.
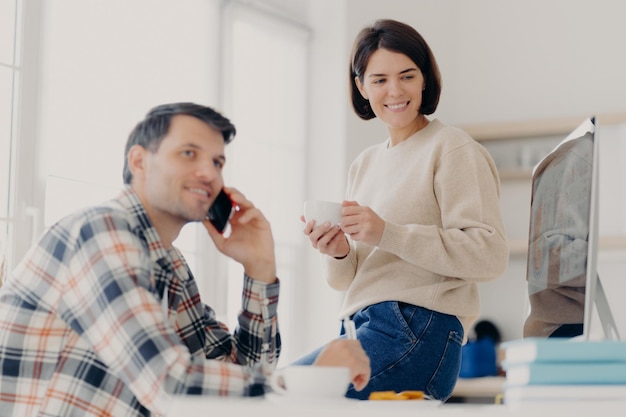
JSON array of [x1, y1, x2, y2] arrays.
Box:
[[450, 376, 505, 403], [166, 394, 626, 417]]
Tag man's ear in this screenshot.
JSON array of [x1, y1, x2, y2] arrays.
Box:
[[127, 145, 146, 182]]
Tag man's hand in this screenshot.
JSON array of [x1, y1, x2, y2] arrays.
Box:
[[203, 187, 276, 284], [313, 339, 370, 391]]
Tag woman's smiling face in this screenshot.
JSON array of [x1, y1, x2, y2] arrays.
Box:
[[355, 48, 426, 139]]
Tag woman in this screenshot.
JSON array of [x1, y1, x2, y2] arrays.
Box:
[[295, 19, 509, 401]]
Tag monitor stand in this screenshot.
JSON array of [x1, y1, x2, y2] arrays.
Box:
[[590, 274, 620, 340]]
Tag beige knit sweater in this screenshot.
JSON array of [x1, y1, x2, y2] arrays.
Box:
[[322, 119, 509, 339]]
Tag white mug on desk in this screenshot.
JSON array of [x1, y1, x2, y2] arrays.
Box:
[[269, 366, 351, 398]]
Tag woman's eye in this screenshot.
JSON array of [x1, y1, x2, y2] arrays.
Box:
[[182, 150, 196, 158], [213, 159, 224, 169]]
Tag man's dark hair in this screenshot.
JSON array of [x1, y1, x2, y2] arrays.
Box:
[[123, 102, 236, 184]]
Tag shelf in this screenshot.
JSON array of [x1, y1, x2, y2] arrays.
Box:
[[507, 236, 626, 257], [461, 112, 626, 142], [507, 239, 529, 256], [498, 169, 532, 181], [462, 112, 626, 182]]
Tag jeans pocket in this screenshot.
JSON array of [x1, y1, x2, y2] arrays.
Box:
[[356, 302, 417, 376], [427, 330, 463, 401], [392, 301, 425, 341]]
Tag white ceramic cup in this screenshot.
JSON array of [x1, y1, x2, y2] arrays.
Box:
[[303, 200, 343, 226], [269, 365, 351, 398]]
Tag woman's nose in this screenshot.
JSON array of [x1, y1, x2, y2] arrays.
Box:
[[387, 79, 403, 96]]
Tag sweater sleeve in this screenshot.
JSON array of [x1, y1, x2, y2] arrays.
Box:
[[321, 246, 358, 291]]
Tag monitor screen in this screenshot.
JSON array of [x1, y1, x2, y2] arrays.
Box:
[[523, 117, 618, 340]]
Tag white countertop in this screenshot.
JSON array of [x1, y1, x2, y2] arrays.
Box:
[[451, 376, 505, 399], [165, 394, 626, 417]]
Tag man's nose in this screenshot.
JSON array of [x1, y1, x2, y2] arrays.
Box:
[[195, 161, 219, 180]]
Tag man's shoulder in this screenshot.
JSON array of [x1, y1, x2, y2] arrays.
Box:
[[53, 199, 137, 239], [61, 198, 127, 221]]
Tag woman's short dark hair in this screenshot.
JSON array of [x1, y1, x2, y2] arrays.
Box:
[[350, 19, 442, 120], [122, 102, 236, 184]]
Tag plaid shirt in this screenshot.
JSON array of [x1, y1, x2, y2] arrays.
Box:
[[0, 187, 281, 416]]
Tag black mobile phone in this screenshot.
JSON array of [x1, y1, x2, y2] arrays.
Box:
[[206, 189, 233, 233]]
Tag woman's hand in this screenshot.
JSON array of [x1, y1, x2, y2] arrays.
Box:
[[340, 201, 385, 247], [302, 217, 350, 258]]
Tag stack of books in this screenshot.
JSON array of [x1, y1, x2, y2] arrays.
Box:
[[501, 337, 626, 404]]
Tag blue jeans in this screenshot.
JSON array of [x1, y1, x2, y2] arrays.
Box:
[[291, 301, 464, 401]]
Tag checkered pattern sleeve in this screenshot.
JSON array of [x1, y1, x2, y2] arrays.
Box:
[[168, 249, 281, 371], [0, 201, 279, 417]]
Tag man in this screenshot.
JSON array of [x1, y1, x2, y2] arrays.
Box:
[[0, 103, 370, 416]]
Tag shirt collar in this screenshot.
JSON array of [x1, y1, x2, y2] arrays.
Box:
[[113, 186, 188, 278]]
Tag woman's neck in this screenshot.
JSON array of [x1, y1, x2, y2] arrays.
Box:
[[388, 115, 430, 147]]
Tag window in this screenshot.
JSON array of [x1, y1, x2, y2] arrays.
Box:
[[0, 0, 21, 283], [222, 3, 310, 363]]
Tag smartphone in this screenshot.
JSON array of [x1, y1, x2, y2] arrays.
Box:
[[206, 189, 234, 233]]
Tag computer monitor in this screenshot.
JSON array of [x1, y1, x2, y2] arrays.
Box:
[[524, 117, 620, 340]]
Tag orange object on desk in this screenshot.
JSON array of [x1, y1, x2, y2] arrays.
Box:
[[369, 390, 425, 400]]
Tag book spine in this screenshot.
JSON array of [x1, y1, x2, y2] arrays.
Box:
[[504, 385, 626, 403], [505, 363, 626, 386], [503, 340, 626, 365]]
